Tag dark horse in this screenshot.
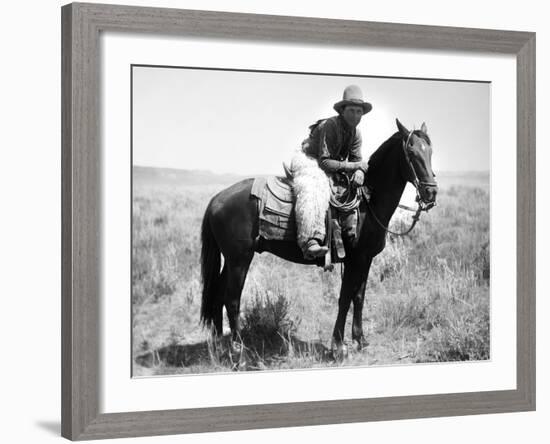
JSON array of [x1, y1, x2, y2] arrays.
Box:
[[200, 119, 437, 357]]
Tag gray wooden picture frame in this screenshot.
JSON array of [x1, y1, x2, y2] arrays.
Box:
[[61, 2, 536, 440]]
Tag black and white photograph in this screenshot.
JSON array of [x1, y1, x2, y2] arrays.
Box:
[[3, 0, 543, 442], [131, 66, 490, 376]]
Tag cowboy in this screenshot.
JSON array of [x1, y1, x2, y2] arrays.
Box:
[[291, 85, 372, 259]]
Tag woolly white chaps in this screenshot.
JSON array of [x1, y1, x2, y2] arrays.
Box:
[[290, 150, 330, 252]]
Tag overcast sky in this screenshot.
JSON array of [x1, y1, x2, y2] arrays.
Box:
[[132, 65, 490, 175]]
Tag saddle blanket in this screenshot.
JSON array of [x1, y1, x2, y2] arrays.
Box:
[[251, 176, 296, 242]]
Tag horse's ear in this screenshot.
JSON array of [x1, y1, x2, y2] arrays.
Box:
[[420, 122, 428, 134], [396, 118, 409, 137]]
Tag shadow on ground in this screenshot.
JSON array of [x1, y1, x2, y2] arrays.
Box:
[[135, 335, 333, 371]]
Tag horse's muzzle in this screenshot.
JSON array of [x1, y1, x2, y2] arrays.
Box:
[[421, 185, 438, 206]]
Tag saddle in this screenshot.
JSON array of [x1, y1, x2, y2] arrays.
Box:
[[250, 175, 296, 242], [251, 172, 368, 268]]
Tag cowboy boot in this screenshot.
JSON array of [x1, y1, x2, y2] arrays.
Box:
[[304, 238, 328, 259]]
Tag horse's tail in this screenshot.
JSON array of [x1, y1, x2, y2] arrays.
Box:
[[200, 204, 222, 330]]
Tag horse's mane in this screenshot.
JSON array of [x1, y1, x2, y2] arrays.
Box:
[[368, 132, 401, 170]]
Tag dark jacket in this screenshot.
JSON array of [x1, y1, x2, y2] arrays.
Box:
[[302, 115, 363, 174]]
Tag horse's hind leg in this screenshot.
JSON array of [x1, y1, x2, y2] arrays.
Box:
[[223, 255, 253, 346]]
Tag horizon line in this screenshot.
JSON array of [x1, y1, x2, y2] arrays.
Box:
[[133, 164, 491, 176]]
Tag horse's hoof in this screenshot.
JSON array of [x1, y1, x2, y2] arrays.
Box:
[[207, 335, 224, 355], [228, 341, 247, 370], [230, 340, 244, 355], [331, 339, 348, 362], [231, 360, 247, 371], [352, 337, 368, 352]]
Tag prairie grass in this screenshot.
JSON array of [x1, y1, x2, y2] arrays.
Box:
[[132, 169, 490, 375]]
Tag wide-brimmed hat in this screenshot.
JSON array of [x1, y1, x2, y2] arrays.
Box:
[[333, 85, 372, 115]]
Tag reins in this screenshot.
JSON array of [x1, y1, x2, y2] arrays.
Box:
[[368, 200, 423, 236]]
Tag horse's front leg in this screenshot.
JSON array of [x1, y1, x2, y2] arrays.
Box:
[[332, 254, 370, 358], [351, 256, 373, 351]]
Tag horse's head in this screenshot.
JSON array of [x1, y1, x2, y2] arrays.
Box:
[[396, 119, 438, 208]]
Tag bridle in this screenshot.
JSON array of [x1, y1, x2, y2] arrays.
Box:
[[402, 130, 437, 212], [367, 131, 437, 236]]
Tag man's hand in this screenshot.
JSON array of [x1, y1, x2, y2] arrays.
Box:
[[351, 169, 365, 187], [340, 161, 369, 174]]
